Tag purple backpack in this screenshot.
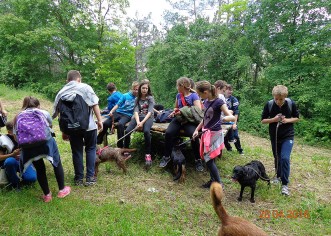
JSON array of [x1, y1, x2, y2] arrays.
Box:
[[16, 109, 50, 148]]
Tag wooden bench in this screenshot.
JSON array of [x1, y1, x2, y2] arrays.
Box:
[[102, 119, 232, 146]]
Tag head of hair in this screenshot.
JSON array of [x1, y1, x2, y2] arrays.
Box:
[[106, 82, 116, 92], [141, 79, 150, 84], [131, 81, 139, 89], [196, 80, 217, 99], [226, 84, 233, 91], [67, 70, 81, 82], [189, 78, 196, 90], [272, 85, 288, 97], [177, 77, 196, 93], [214, 80, 227, 90], [136, 81, 152, 103], [5, 120, 14, 131], [22, 96, 40, 110]]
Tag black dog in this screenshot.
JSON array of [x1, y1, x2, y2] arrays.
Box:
[[231, 160, 270, 203], [172, 138, 186, 183]]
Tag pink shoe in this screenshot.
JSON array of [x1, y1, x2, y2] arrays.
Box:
[[57, 186, 71, 198], [145, 154, 152, 166], [42, 192, 52, 203]]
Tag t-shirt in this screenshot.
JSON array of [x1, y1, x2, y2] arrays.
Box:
[[134, 96, 155, 117], [107, 91, 123, 111], [116, 91, 136, 117], [261, 99, 299, 142], [203, 98, 225, 131], [176, 93, 200, 108]]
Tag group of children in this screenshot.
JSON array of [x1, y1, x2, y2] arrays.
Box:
[[0, 70, 299, 201]]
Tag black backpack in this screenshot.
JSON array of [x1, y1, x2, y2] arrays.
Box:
[[58, 94, 90, 135]]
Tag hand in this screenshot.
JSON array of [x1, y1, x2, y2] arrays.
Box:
[[136, 121, 143, 128], [97, 121, 103, 132], [232, 123, 237, 130], [108, 111, 113, 117], [62, 133, 70, 141], [192, 130, 199, 140]]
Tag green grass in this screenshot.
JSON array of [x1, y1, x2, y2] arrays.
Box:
[[1, 85, 331, 235]]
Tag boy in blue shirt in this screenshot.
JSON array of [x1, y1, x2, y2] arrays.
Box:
[[97, 81, 139, 147]]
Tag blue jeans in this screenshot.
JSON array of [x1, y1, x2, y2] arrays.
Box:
[[271, 139, 293, 185], [224, 127, 243, 152], [3, 157, 37, 187], [69, 129, 97, 181]]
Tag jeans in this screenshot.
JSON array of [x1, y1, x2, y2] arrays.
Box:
[[224, 127, 243, 152], [3, 157, 37, 188], [124, 117, 153, 155], [97, 112, 131, 147], [271, 139, 293, 185], [69, 129, 97, 181], [164, 118, 200, 161]]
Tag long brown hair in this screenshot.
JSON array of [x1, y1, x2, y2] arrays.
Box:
[[176, 77, 196, 93]]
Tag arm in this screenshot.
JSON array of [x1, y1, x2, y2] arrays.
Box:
[[0, 101, 8, 116], [193, 99, 202, 109], [0, 149, 20, 161], [193, 120, 204, 139], [92, 104, 103, 131], [108, 104, 119, 116], [221, 104, 235, 122]]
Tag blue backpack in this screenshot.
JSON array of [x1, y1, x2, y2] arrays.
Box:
[[155, 109, 174, 123]]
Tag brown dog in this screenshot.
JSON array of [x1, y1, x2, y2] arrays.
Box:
[[95, 146, 136, 177], [210, 182, 268, 236]]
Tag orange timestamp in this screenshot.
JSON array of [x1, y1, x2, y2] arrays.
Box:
[[259, 209, 310, 219]]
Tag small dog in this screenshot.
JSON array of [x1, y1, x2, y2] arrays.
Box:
[[210, 182, 268, 236], [95, 146, 136, 177], [172, 138, 186, 183], [231, 160, 270, 203]]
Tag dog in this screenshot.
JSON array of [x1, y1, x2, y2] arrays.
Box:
[[210, 182, 268, 236], [231, 160, 270, 203], [94, 146, 136, 177], [172, 138, 186, 183]]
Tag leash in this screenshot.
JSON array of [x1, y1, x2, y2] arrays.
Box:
[[245, 166, 271, 182], [107, 126, 139, 147], [273, 117, 282, 178]]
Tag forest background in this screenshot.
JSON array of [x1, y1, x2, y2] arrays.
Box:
[[0, 0, 330, 146]]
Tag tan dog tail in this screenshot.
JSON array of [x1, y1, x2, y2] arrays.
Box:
[[210, 182, 229, 225]]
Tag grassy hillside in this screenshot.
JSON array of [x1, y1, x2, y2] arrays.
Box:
[[0, 85, 330, 235]]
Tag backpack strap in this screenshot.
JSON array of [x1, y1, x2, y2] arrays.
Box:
[[180, 93, 188, 107]]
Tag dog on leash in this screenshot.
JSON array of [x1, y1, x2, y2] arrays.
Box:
[[172, 138, 186, 183], [231, 160, 270, 203], [210, 182, 268, 236], [95, 146, 136, 177]]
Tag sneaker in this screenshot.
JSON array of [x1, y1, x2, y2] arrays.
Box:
[[145, 154, 152, 166], [281, 185, 290, 196], [271, 177, 281, 184], [42, 192, 52, 203], [57, 186, 71, 198], [229, 139, 235, 143], [238, 150, 244, 155], [85, 177, 97, 187], [201, 180, 213, 188], [195, 160, 204, 172], [159, 156, 171, 168], [74, 179, 84, 186]]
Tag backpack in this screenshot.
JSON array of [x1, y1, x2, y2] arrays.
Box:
[[16, 109, 50, 148], [268, 98, 292, 114], [58, 94, 90, 135], [155, 109, 174, 123]]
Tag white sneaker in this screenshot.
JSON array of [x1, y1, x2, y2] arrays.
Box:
[[281, 185, 290, 196]]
